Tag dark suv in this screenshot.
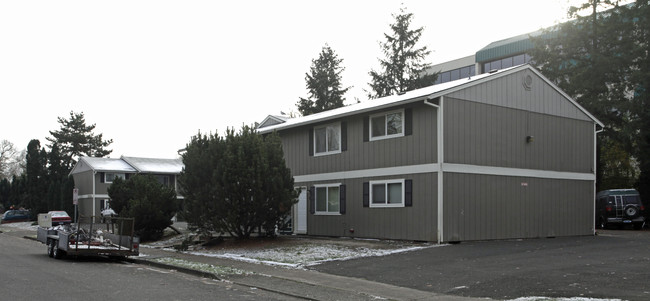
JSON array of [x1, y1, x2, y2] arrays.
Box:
[[596, 189, 645, 230]]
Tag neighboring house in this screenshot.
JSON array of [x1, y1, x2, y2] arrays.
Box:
[[258, 65, 603, 243], [69, 156, 184, 221]]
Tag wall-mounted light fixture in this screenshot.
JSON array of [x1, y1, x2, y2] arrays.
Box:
[[526, 135, 534, 143]]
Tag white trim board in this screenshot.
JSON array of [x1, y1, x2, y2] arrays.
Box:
[[78, 194, 110, 199], [292, 163, 595, 183], [443, 164, 595, 181], [293, 164, 439, 183]]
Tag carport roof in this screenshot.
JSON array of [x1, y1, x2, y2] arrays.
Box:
[[70, 157, 137, 174], [70, 156, 183, 175], [121, 156, 183, 174]]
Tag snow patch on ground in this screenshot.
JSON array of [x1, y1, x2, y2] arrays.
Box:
[[0, 221, 38, 231], [508, 297, 623, 301], [151, 257, 253, 276], [187, 243, 442, 268]]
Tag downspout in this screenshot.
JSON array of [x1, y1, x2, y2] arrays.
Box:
[[93, 170, 97, 223], [593, 124, 604, 234], [424, 96, 444, 243]]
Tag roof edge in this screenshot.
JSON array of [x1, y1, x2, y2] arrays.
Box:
[[257, 65, 603, 134]]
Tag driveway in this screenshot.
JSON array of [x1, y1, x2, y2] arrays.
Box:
[[312, 229, 650, 301]]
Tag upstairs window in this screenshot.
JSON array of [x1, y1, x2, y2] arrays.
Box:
[[105, 173, 125, 183], [156, 175, 170, 186], [370, 110, 404, 140], [314, 123, 341, 156]]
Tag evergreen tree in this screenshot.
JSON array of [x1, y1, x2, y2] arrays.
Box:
[[179, 127, 297, 238], [528, 0, 640, 192], [297, 45, 350, 116], [367, 6, 437, 98], [8, 175, 26, 209], [626, 1, 650, 204], [108, 175, 178, 241], [25, 139, 48, 213], [47, 111, 113, 170], [0, 178, 10, 210]]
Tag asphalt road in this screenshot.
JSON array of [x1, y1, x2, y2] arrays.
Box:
[[0, 232, 300, 301], [313, 229, 650, 301]]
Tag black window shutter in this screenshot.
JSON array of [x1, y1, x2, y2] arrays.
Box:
[[405, 179, 413, 207], [363, 116, 369, 142], [100, 172, 105, 183], [309, 186, 315, 214], [341, 122, 347, 151], [363, 182, 369, 207], [339, 184, 346, 214], [404, 108, 413, 136], [308, 128, 314, 156]]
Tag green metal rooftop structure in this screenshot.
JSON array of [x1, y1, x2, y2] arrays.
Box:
[[475, 30, 541, 63]]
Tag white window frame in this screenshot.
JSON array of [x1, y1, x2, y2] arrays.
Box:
[[314, 122, 342, 156], [314, 183, 341, 215], [369, 179, 405, 208], [105, 173, 125, 184], [369, 109, 405, 141]]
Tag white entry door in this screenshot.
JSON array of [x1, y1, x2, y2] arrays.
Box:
[[295, 187, 307, 234]]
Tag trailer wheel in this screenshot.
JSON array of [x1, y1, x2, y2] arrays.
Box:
[[52, 240, 64, 259], [47, 240, 54, 258]]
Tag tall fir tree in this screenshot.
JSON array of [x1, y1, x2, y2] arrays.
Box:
[[0, 178, 10, 210], [47, 111, 113, 170], [25, 139, 48, 213], [627, 1, 650, 203], [297, 44, 350, 116], [367, 6, 437, 99], [528, 0, 640, 192]]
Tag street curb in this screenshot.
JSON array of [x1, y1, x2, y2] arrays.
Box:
[[128, 257, 318, 300], [128, 258, 222, 280]]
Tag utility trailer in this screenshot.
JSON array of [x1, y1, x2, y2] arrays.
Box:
[[36, 215, 139, 259]]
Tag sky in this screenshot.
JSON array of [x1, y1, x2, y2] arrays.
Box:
[[0, 0, 583, 159]]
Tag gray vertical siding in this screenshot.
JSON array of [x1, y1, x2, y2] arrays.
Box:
[[301, 172, 438, 241], [276, 67, 598, 242], [440, 70, 596, 242], [283, 102, 440, 241], [444, 97, 594, 173], [447, 69, 593, 122], [73, 170, 95, 195], [281, 102, 438, 177], [443, 174, 593, 241]]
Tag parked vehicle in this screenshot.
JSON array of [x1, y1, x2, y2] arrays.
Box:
[[48, 211, 72, 225], [36, 215, 139, 259], [596, 189, 645, 230], [1, 209, 31, 224]]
